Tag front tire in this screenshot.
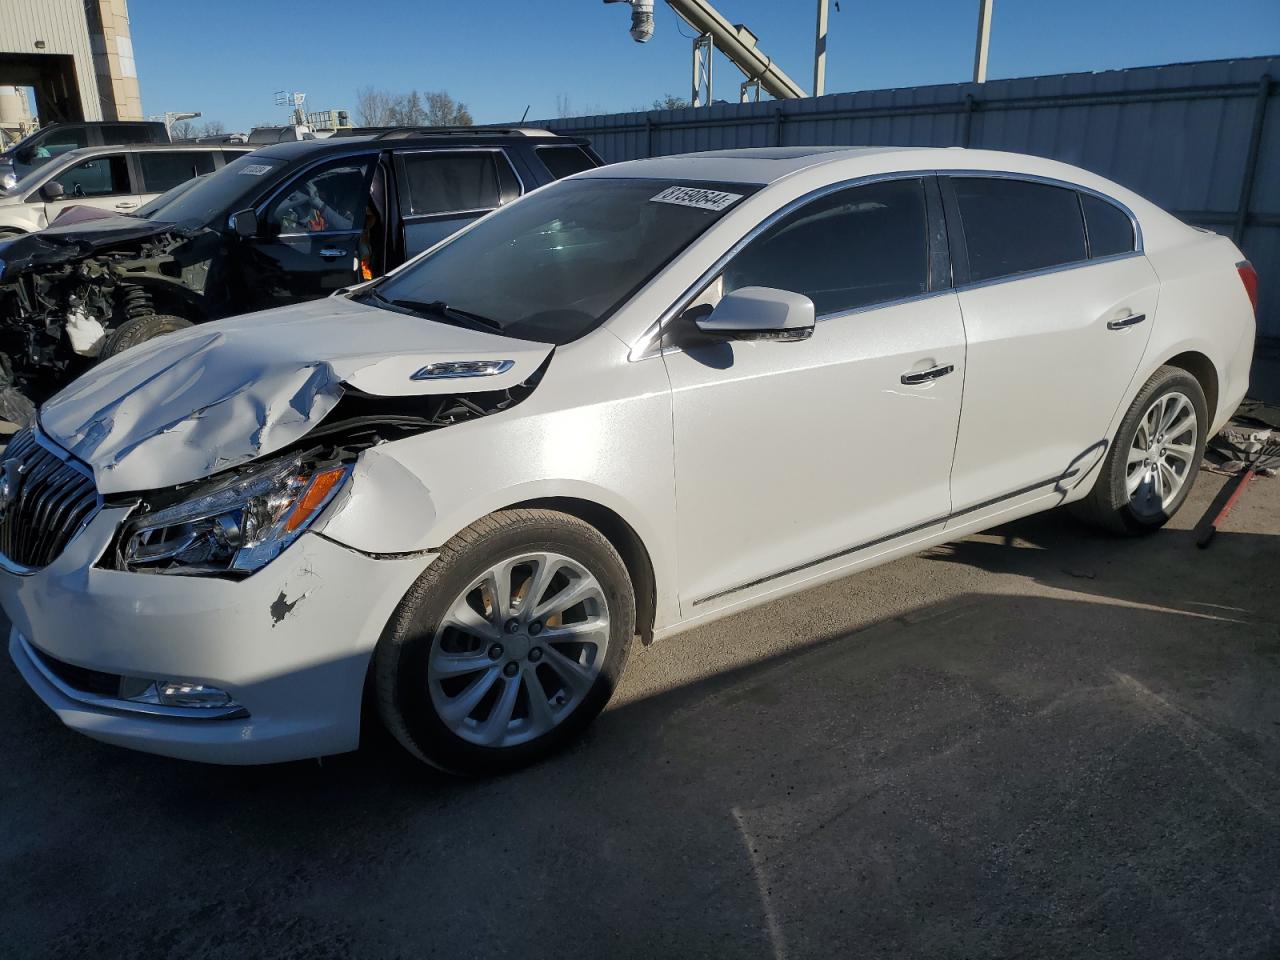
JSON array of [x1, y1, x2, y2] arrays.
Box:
[[99, 313, 192, 359], [1073, 365, 1208, 534], [375, 509, 635, 775]]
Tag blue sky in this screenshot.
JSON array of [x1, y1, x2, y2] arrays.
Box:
[[129, 0, 1280, 131]]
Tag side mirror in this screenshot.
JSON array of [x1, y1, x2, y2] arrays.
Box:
[[694, 286, 815, 342], [39, 180, 64, 202], [229, 207, 259, 238]]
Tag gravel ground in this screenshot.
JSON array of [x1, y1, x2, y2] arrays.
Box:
[[2, 469, 1278, 959]]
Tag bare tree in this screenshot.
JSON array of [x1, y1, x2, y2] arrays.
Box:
[[555, 93, 574, 119], [356, 85, 393, 126], [424, 91, 472, 126], [652, 94, 690, 111], [170, 119, 196, 140], [200, 120, 226, 137]]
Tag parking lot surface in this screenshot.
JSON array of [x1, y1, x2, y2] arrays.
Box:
[[2, 471, 1278, 959]]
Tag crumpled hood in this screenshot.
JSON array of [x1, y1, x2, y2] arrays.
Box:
[[39, 296, 553, 494], [0, 215, 189, 279]]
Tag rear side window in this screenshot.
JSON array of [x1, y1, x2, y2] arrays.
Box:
[[1080, 193, 1135, 258], [952, 177, 1087, 283], [537, 145, 597, 180], [399, 152, 519, 216], [138, 151, 217, 193], [105, 124, 161, 144], [56, 153, 130, 198], [723, 178, 930, 315]]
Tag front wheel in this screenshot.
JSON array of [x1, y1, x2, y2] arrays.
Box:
[[1072, 365, 1208, 534], [375, 509, 635, 775], [99, 313, 192, 360]]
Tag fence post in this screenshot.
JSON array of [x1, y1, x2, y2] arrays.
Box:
[[1234, 74, 1273, 245], [645, 116, 654, 158], [961, 93, 978, 148], [773, 107, 785, 147]]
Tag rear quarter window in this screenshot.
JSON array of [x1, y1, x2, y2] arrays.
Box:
[[1080, 193, 1135, 258], [536, 145, 598, 180]]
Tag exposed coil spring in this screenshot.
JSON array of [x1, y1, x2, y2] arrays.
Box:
[[119, 285, 155, 322]]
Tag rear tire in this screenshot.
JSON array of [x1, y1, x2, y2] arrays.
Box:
[[375, 509, 635, 776], [1072, 365, 1207, 535], [99, 313, 192, 359]]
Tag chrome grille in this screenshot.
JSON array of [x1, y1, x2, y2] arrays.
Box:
[[0, 428, 100, 570]]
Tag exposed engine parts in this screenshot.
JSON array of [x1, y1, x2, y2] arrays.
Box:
[[0, 229, 200, 424]]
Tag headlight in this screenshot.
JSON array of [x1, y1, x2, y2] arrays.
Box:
[[119, 454, 351, 576]]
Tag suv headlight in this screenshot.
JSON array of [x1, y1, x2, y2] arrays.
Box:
[[119, 455, 350, 576]]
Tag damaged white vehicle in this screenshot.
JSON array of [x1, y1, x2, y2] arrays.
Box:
[[1, 147, 1258, 774]]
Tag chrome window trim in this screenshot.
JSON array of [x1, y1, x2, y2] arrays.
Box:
[[396, 146, 525, 218], [273, 228, 362, 240], [627, 169, 939, 361], [953, 249, 1144, 295], [16, 632, 249, 721]]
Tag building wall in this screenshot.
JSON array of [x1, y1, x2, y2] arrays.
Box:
[[86, 0, 142, 120], [0, 0, 102, 120], [537, 56, 1280, 346]]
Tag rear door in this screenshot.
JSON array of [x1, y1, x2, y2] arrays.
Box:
[[236, 153, 376, 311], [943, 174, 1157, 518], [42, 151, 141, 223], [392, 149, 520, 257], [134, 149, 219, 202]]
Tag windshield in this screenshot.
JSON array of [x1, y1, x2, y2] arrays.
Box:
[[136, 173, 208, 217], [368, 177, 757, 345], [141, 153, 284, 228]]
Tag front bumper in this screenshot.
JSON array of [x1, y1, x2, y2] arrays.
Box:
[[1, 505, 434, 764]]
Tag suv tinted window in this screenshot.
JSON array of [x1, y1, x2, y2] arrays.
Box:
[[138, 151, 217, 193], [537, 145, 596, 180], [105, 124, 161, 144], [399, 152, 517, 216], [723, 178, 929, 315], [1080, 193, 1134, 258], [57, 154, 130, 198], [952, 177, 1087, 283]]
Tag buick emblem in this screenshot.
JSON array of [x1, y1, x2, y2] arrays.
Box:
[[0, 457, 25, 518]]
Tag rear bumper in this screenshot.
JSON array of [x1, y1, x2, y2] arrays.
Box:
[[1, 505, 434, 764]]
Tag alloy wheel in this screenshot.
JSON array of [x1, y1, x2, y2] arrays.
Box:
[[1125, 391, 1198, 520], [427, 552, 611, 748]]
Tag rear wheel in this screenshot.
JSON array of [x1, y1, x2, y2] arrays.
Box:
[[99, 313, 192, 359], [1072, 365, 1207, 534], [375, 509, 634, 775]]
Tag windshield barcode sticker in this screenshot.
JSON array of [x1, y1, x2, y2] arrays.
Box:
[[650, 186, 743, 212], [238, 164, 274, 176]]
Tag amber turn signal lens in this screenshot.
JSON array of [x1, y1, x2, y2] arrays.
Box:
[[284, 467, 348, 532]]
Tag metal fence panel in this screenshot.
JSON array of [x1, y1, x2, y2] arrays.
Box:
[[532, 56, 1280, 344]]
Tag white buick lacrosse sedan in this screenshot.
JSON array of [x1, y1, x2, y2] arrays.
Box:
[[1, 147, 1257, 773]]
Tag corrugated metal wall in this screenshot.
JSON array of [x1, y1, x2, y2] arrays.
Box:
[[538, 56, 1280, 344], [0, 0, 101, 120]]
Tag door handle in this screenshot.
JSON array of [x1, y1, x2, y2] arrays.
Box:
[[900, 363, 955, 385], [318, 247, 347, 258], [1106, 313, 1146, 330]]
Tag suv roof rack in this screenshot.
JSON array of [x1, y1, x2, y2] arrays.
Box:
[[351, 126, 555, 141]]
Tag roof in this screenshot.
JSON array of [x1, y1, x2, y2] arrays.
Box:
[[577, 146, 930, 185], [253, 129, 588, 161]]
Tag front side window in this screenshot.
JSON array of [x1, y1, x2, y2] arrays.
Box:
[[141, 153, 285, 227], [399, 152, 518, 216], [266, 157, 373, 234], [139, 151, 217, 193], [369, 177, 757, 345], [722, 178, 930, 315], [56, 154, 130, 198], [1080, 193, 1135, 258], [952, 177, 1087, 283]]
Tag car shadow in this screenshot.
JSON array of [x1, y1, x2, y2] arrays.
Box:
[[2, 509, 1279, 958]]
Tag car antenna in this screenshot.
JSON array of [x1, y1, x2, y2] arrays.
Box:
[[520, 104, 530, 123]]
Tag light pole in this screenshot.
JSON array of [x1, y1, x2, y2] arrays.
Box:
[[814, 0, 829, 98], [973, 0, 994, 83]]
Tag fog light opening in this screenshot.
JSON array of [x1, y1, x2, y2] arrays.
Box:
[[125, 678, 238, 710]]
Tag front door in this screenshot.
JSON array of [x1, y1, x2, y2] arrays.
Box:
[[662, 177, 967, 614], [942, 175, 1158, 516], [43, 152, 140, 225], [237, 154, 376, 311]]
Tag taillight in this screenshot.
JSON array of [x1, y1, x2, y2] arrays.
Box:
[[1237, 260, 1259, 314]]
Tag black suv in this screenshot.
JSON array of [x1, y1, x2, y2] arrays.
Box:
[[0, 120, 170, 189], [0, 128, 602, 420]]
